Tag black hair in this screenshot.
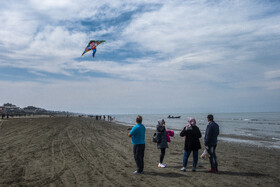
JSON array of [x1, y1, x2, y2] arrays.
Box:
[[207, 114, 214, 121]]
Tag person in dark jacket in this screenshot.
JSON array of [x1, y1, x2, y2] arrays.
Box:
[[204, 114, 219, 172], [156, 119, 168, 168], [180, 118, 201, 172]]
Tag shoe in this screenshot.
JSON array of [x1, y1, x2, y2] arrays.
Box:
[[158, 163, 166, 168], [133, 170, 141, 174], [180, 167, 186, 172], [192, 167, 196, 172], [209, 168, 217, 173]]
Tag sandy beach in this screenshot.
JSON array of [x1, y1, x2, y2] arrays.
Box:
[[0, 117, 279, 186]]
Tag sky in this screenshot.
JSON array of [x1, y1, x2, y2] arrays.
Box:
[[0, 0, 280, 114]]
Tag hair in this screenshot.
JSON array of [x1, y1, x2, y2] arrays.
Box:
[[136, 115, 142, 123], [207, 114, 214, 121]]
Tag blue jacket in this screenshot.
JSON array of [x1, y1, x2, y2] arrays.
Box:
[[204, 121, 219, 146], [129, 123, 146, 145]]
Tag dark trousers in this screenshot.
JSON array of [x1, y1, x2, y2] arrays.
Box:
[[183, 150, 198, 168], [207, 145, 218, 171], [133, 144, 145, 173], [160, 148, 166, 163]]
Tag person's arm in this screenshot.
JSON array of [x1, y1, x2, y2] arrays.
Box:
[[180, 127, 186, 137], [204, 125, 212, 146], [197, 127, 202, 138], [128, 126, 136, 138], [157, 124, 165, 132]]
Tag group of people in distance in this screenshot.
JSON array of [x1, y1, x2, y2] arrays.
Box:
[[127, 114, 219, 174]]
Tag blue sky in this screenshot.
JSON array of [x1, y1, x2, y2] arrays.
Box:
[[0, 0, 280, 114]]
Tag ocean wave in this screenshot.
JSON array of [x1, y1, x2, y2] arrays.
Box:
[[219, 137, 280, 149], [247, 121, 280, 125]]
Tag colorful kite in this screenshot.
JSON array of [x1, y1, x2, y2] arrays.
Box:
[[81, 40, 106, 58]]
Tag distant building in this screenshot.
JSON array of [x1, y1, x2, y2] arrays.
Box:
[[0, 103, 20, 114], [23, 106, 39, 113], [0, 102, 72, 116], [3, 103, 19, 110]]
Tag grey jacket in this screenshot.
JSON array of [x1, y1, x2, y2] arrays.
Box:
[[156, 124, 168, 149]]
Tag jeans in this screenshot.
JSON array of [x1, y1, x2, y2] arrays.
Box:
[[133, 144, 145, 173], [160, 148, 166, 163], [183, 150, 198, 168], [207, 145, 218, 171]]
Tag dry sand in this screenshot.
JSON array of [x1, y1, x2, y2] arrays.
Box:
[[0, 117, 279, 186]]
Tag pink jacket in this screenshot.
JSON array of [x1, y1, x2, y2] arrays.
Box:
[[166, 130, 174, 142]]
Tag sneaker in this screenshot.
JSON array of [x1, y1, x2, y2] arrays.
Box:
[[133, 170, 141, 174], [158, 163, 166, 168], [180, 167, 186, 172], [192, 167, 196, 172], [209, 168, 217, 173]]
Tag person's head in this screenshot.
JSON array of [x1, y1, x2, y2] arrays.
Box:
[[136, 115, 142, 124], [158, 119, 165, 126], [188, 118, 196, 126], [207, 114, 214, 122]]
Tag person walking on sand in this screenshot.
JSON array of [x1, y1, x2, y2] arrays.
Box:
[[204, 114, 219, 173], [128, 115, 146, 174], [156, 119, 169, 168], [180, 118, 202, 172]]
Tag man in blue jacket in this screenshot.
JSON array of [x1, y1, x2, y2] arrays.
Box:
[[204, 114, 219, 172], [128, 115, 146, 174]]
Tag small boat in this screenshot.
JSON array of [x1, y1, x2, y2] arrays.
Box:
[[167, 115, 181, 119]]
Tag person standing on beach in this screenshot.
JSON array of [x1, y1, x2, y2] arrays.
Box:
[[180, 118, 202, 172], [156, 119, 168, 168], [128, 115, 146, 174], [204, 114, 219, 172]]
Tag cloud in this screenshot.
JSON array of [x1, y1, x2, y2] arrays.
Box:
[[265, 70, 280, 90], [123, 1, 279, 57], [265, 70, 280, 80], [0, 0, 280, 113]]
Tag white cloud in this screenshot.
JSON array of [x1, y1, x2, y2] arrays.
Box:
[[122, 1, 280, 62], [0, 0, 280, 113], [265, 70, 280, 80], [264, 70, 280, 90], [1, 74, 278, 114]]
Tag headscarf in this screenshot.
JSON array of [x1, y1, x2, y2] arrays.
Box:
[[158, 119, 165, 126], [186, 118, 196, 130]]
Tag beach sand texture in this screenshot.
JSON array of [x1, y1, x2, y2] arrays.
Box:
[[0, 117, 279, 186]]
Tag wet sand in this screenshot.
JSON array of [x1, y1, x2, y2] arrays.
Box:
[[0, 117, 279, 186]]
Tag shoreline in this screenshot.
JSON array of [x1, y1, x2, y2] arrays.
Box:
[[115, 119, 280, 150], [2, 116, 280, 150], [0, 116, 279, 186]]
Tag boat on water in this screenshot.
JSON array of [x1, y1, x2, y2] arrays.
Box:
[[167, 115, 181, 119]]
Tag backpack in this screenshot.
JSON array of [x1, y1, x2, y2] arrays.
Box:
[[153, 132, 161, 143]]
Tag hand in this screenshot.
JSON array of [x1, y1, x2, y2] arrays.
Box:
[[127, 127, 132, 130]]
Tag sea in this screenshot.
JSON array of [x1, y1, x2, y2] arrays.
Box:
[[113, 112, 280, 149]]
